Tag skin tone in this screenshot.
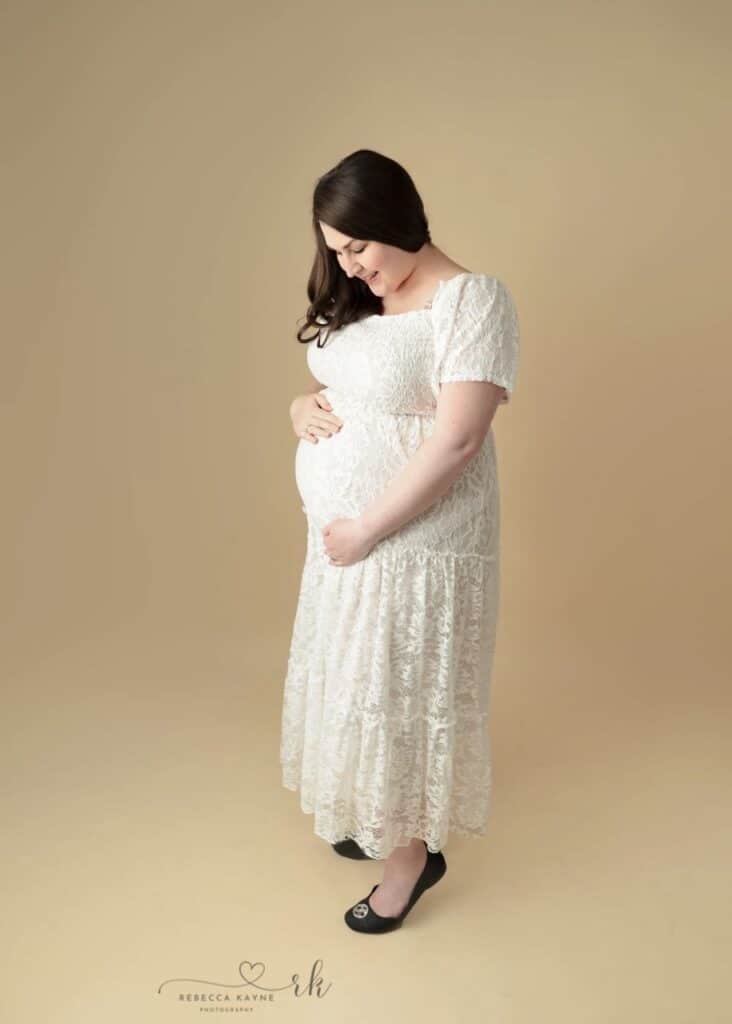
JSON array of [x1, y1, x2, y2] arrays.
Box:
[[319, 221, 469, 315], [301, 222, 505, 916]]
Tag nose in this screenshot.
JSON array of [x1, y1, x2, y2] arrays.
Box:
[[342, 253, 363, 279]]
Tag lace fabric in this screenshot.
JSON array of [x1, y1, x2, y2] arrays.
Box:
[[280, 272, 520, 859]]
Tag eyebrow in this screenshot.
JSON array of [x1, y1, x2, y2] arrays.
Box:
[[326, 237, 359, 251]]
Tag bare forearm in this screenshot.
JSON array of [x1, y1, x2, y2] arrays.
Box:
[[357, 436, 476, 544]]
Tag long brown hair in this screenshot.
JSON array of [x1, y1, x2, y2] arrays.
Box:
[[297, 149, 432, 346]]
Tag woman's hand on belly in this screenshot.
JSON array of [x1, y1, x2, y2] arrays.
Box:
[[290, 392, 343, 443], [322, 516, 377, 567]]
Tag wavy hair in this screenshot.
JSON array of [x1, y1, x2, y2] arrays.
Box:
[[296, 149, 432, 346]]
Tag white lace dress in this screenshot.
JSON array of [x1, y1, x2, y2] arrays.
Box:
[[280, 272, 520, 859]]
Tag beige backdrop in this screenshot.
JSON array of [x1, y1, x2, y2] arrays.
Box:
[[2, 1, 730, 1021]]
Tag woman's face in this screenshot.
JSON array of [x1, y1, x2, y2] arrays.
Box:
[[319, 221, 415, 296]]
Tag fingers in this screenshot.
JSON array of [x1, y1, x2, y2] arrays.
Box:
[[297, 397, 344, 443], [313, 408, 344, 428], [306, 415, 343, 438], [301, 424, 330, 443], [308, 395, 343, 429]]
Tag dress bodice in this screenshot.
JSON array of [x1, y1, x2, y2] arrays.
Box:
[[306, 272, 518, 415]]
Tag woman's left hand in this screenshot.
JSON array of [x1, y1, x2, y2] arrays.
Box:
[[322, 517, 377, 566]]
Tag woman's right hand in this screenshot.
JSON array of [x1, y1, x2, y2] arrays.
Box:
[[290, 391, 344, 444]]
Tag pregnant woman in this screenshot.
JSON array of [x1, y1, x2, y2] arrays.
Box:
[[280, 149, 520, 934]]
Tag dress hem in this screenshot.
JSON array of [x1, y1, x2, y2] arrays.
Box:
[[281, 778, 491, 859]]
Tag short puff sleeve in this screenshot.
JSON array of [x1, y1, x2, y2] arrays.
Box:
[[432, 273, 520, 404]]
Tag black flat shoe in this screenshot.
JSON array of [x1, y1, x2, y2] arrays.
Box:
[[344, 841, 447, 933], [331, 838, 373, 860]]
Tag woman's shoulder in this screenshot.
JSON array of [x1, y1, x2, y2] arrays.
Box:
[[434, 269, 502, 295], [430, 270, 507, 315]]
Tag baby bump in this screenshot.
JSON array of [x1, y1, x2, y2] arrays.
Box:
[[295, 394, 416, 527], [294, 389, 498, 550]]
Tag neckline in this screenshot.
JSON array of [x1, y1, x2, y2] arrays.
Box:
[[372, 270, 474, 319]]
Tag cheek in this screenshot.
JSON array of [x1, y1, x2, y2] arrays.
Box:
[[370, 257, 386, 276], [368, 247, 388, 269]]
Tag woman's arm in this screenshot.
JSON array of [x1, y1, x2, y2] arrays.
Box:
[[356, 380, 503, 545], [356, 435, 475, 545]]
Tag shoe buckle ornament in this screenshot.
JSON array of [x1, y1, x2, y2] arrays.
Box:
[[352, 902, 370, 919]]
